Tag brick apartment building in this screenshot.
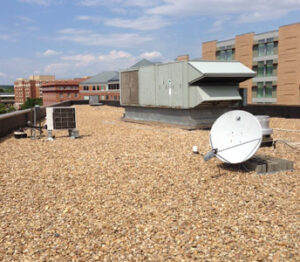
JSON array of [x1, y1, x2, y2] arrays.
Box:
[[41, 78, 87, 106], [79, 71, 120, 101], [202, 22, 300, 105], [14, 75, 55, 107]]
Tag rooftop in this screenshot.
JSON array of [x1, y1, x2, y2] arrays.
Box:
[[130, 59, 155, 69], [0, 105, 299, 260], [80, 71, 119, 85], [42, 79, 84, 88]]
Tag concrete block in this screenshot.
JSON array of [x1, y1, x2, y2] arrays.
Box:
[[244, 154, 293, 174]]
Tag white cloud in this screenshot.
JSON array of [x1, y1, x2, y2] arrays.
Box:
[[237, 10, 288, 23], [209, 16, 231, 33], [17, 16, 34, 23], [43, 51, 137, 77], [0, 72, 6, 78], [61, 54, 96, 66], [44, 62, 71, 75], [98, 50, 132, 61], [105, 16, 170, 31], [147, 0, 300, 17], [76, 15, 102, 23], [78, 0, 105, 6], [78, 0, 159, 7], [0, 34, 12, 41], [139, 51, 162, 60], [40, 49, 61, 57], [57, 28, 152, 47], [19, 0, 56, 5]]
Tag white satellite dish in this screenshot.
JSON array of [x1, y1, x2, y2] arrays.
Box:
[[204, 110, 262, 164]]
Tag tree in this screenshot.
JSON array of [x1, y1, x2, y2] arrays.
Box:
[[0, 103, 16, 114], [0, 103, 6, 114], [20, 98, 43, 110], [7, 106, 16, 113]]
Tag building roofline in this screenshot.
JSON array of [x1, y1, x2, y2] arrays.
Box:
[[280, 21, 300, 28], [216, 27, 281, 44], [236, 32, 254, 37], [254, 29, 278, 36], [202, 40, 217, 44], [217, 38, 235, 44]]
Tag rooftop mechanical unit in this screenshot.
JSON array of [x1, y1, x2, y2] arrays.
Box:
[[120, 60, 255, 128], [89, 95, 103, 106], [46, 107, 79, 140]]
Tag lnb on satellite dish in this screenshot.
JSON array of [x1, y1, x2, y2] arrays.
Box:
[[204, 110, 262, 164]]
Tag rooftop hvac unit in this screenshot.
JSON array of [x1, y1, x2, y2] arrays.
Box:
[[46, 107, 79, 140], [89, 95, 103, 106], [120, 60, 256, 128]]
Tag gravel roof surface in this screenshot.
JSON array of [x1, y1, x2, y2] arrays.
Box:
[[0, 105, 299, 261]]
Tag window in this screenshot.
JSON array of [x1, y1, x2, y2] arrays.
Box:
[[266, 60, 273, 76], [74, 93, 78, 97], [84, 86, 89, 91], [254, 82, 276, 99], [272, 86, 277, 98], [220, 50, 226, 61], [257, 82, 264, 98], [265, 82, 272, 98], [217, 48, 234, 61], [252, 87, 257, 98], [97, 86, 100, 90], [258, 43, 265, 57], [67, 93, 70, 97], [93, 86, 96, 91], [59, 93, 63, 98], [266, 42, 274, 56], [257, 62, 264, 77], [108, 83, 120, 90], [226, 49, 233, 61]]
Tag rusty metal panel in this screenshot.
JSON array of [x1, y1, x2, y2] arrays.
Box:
[[121, 70, 139, 105]]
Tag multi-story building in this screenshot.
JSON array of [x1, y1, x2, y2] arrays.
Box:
[[202, 22, 300, 105], [14, 75, 55, 107], [79, 71, 120, 101], [41, 78, 87, 106], [29, 75, 56, 99], [0, 93, 14, 106]]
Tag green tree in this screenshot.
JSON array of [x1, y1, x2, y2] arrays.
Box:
[[0, 103, 16, 114], [20, 98, 43, 110], [0, 103, 6, 114], [7, 106, 16, 113]]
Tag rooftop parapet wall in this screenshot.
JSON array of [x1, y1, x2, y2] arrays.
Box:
[[0, 101, 72, 138], [0, 100, 120, 138], [0, 108, 44, 138]]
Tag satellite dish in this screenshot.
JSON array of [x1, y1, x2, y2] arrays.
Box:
[[204, 110, 262, 164]]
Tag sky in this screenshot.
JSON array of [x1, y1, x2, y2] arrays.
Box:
[[0, 0, 300, 84]]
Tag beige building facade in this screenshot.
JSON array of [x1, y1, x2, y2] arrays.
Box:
[[14, 75, 55, 106], [202, 23, 300, 105]]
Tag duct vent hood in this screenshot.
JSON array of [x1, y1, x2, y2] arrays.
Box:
[[188, 61, 256, 84]]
